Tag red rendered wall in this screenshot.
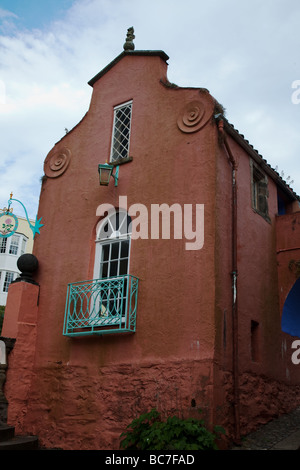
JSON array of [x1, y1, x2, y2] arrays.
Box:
[[4, 52, 300, 449], [276, 212, 300, 381], [214, 132, 300, 435], [4, 54, 223, 449], [276, 211, 300, 314]]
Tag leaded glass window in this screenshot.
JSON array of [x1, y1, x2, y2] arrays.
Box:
[[110, 101, 132, 162]]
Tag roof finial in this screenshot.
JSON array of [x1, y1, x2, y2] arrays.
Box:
[[123, 27, 135, 51]]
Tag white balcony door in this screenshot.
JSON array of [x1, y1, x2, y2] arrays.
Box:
[[93, 210, 131, 322]]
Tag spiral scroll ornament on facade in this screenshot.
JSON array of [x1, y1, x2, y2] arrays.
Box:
[[177, 98, 214, 134], [44, 147, 71, 178]]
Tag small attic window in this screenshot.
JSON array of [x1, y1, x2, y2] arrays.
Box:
[[110, 101, 132, 163], [250, 160, 270, 222]]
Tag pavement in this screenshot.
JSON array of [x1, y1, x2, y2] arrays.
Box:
[[230, 406, 300, 450]]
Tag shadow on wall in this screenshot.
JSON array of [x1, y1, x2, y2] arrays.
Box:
[[0, 306, 4, 334], [281, 278, 300, 338]]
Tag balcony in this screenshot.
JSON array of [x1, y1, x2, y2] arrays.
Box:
[[63, 274, 139, 337]]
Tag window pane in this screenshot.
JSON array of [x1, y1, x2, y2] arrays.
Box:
[[119, 259, 128, 275], [10, 246, 18, 255], [0, 238, 7, 253], [120, 240, 129, 258], [101, 262, 108, 279], [3, 272, 14, 292], [21, 237, 26, 255], [111, 102, 132, 162], [110, 261, 118, 277], [102, 244, 110, 263], [96, 212, 131, 282], [101, 221, 112, 239], [118, 212, 129, 234], [9, 235, 19, 255], [126, 215, 132, 234], [111, 242, 120, 260], [115, 212, 120, 231]]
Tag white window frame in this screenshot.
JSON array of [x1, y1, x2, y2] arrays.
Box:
[[9, 234, 20, 255], [2, 271, 16, 292], [0, 233, 28, 257], [93, 210, 132, 325], [0, 238, 7, 254], [21, 236, 27, 255], [94, 209, 131, 280], [110, 100, 132, 163]]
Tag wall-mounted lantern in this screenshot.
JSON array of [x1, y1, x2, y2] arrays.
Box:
[[98, 163, 119, 187]]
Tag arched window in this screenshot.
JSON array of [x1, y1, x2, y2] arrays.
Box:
[[92, 210, 132, 323], [94, 209, 132, 280], [64, 209, 138, 336]]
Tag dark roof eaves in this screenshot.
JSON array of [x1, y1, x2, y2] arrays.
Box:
[[88, 50, 169, 87], [219, 116, 300, 201]]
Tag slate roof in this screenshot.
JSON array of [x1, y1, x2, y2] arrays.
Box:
[[220, 116, 300, 202]]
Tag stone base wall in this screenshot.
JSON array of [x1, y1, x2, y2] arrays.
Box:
[[5, 348, 300, 449], [5, 359, 216, 450], [238, 371, 300, 436], [0, 337, 15, 423]]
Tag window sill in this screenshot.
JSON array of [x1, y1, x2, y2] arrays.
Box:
[[111, 156, 133, 166], [252, 207, 271, 224]]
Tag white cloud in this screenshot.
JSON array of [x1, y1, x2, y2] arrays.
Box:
[[0, 7, 17, 19], [0, 0, 300, 219]]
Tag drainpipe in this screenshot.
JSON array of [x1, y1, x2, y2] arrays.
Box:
[[216, 116, 240, 444]]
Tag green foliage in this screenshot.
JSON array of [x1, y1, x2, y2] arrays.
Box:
[[0, 305, 5, 334], [120, 408, 225, 450]]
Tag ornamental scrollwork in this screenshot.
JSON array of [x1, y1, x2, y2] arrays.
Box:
[[177, 95, 214, 134], [44, 146, 71, 178]]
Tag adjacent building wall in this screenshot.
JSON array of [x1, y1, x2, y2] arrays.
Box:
[[0, 216, 34, 305], [214, 125, 300, 436]]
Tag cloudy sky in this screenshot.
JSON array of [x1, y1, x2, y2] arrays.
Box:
[[0, 0, 299, 219]]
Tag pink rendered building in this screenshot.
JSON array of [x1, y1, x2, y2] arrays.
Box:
[[2, 30, 300, 450]]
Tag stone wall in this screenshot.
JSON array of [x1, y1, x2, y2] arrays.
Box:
[[6, 359, 215, 450], [0, 337, 15, 422]]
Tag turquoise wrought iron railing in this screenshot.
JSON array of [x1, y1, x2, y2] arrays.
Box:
[[63, 274, 139, 337]]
